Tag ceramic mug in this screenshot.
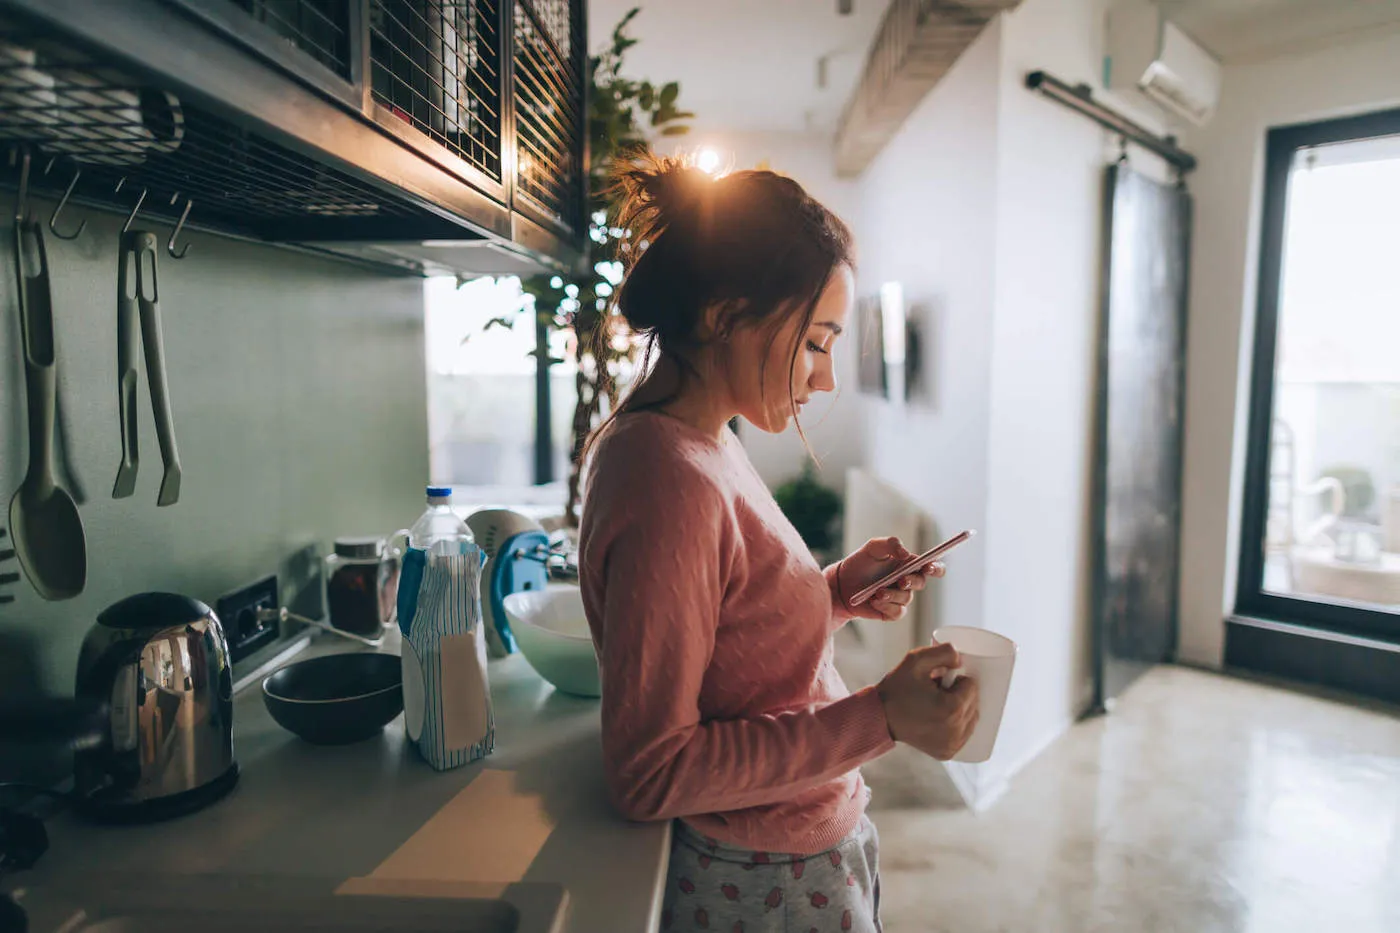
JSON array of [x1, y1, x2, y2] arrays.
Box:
[[932, 625, 1017, 763]]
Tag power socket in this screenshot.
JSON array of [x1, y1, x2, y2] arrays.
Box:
[[216, 575, 280, 663]]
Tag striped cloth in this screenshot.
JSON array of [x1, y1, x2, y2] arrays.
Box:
[[400, 542, 494, 771]]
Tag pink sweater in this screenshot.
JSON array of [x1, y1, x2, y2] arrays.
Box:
[[580, 412, 895, 855]]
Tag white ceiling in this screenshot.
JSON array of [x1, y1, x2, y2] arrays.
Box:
[[1152, 0, 1400, 63], [586, 0, 888, 134], [583, 0, 1400, 137]]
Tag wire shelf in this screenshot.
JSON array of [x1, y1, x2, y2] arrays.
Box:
[[0, 20, 477, 242], [370, 0, 502, 181], [519, 0, 569, 62], [512, 0, 579, 227], [227, 0, 353, 77]]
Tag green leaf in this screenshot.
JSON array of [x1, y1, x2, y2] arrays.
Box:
[[660, 125, 690, 137], [638, 81, 654, 110], [659, 82, 679, 107], [612, 7, 641, 43]]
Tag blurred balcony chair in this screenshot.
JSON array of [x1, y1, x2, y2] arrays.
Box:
[[1264, 419, 1345, 589]]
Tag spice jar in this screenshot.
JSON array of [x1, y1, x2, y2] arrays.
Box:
[[325, 537, 399, 637]]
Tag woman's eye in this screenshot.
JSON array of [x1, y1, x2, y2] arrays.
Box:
[[806, 340, 829, 355]]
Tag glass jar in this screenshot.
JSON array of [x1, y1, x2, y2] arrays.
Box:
[[324, 537, 399, 637]]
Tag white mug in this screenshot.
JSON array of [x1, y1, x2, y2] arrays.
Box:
[[932, 625, 1017, 763]]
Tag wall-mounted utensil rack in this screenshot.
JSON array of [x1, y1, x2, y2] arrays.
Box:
[[0, 0, 587, 276]]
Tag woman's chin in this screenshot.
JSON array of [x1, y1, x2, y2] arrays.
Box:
[[755, 411, 795, 435]]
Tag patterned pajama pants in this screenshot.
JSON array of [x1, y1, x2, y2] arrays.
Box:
[[660, 816, 882, 933]]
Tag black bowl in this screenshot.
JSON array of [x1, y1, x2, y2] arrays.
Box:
[[262, 652, 403, 745]]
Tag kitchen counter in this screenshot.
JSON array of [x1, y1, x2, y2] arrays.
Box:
[[12, 633, 671, 933]]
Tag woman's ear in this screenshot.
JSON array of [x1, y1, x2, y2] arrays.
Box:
[[694, 303, 721, 342], [697, 300, 743, 342]]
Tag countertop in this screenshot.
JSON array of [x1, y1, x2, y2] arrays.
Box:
[[13, 632, 671, 933]]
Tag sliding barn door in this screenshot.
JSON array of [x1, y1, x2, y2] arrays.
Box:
[[1092, 163, 1192, 709]]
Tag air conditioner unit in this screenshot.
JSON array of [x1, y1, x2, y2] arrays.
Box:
[[1106, 2, 1221, 127]]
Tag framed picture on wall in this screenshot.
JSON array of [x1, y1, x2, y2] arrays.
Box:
[[905, 312, 927, 404], [902, 299, 939, 408], [856, 295, 888, 398]]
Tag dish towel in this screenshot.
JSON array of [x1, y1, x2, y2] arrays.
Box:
[[398, 541, 494, 771]]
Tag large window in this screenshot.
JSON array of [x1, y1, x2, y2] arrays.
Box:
[[1237, 107, 1400, 639], [425, 276, 574, 488]]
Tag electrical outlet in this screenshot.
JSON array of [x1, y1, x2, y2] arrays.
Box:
[[216, 575, 280, 663]]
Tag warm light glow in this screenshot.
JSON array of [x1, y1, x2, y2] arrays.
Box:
[[695, 147, 723, 175]]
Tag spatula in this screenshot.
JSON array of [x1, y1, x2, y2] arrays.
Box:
[[8, 216, 86, 601]]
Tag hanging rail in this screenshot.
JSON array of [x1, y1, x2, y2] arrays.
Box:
[[1025, 71, 1197, 174]]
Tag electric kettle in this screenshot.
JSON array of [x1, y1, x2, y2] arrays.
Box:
[[73, 593, 238, 823]]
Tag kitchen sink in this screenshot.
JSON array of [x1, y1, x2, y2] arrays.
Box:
[[13, 874, 567, 933]]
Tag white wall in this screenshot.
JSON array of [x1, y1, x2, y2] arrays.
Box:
[[1176, 32, 1400, 666], [851, 0, 1179, 803], [856, 18, 1004, 686], [978, 0, 1123, 795]]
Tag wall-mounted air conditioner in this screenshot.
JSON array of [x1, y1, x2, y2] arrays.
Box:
[[1106, 2, 1221, 127]]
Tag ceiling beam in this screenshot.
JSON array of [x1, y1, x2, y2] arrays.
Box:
[[834, 0, 1022, 177]]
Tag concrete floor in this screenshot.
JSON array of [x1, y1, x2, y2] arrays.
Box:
[[871, 666, 1400, 933]]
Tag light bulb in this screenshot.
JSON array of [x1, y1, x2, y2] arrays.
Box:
[[695, 148, 722, 175]]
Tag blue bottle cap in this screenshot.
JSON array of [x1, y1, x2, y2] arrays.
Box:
[[426, 485, 452, 499]]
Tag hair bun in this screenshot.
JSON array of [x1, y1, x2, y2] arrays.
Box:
[[612, 155, 711, 232], [640, 160, 710, 221]]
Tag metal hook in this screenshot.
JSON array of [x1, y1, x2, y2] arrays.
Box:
[[167, 197, 192, 259], [13, 146, 30, 224], [122, 187, 148, 234], [49, 168, 87, 240]]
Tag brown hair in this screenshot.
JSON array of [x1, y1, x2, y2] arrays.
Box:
[[587, 152, 855, 454]]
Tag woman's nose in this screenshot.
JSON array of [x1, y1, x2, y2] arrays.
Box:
[[811, 359, 837, 394]]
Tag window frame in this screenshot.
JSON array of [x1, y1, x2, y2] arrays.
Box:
[[1235, 105, 1400, 640]]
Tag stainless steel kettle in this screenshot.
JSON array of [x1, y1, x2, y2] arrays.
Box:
[[73, 593, 238, 822]]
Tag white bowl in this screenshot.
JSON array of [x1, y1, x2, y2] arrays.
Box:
[[502, 587, 600, 698]]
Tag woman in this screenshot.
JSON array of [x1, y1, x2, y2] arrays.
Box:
[[579, 156, 979, 933]]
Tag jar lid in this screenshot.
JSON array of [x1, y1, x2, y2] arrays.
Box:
[[334, 536, 385, 560]]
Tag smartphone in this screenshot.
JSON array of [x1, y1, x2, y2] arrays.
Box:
[[848, 529, 977, 606]]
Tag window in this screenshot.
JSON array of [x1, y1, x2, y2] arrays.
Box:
[[424, 276, 574, 488], [1237, 107, 1400, 638]]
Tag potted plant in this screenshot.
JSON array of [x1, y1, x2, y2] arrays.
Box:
[[773, 463, 844, 565]]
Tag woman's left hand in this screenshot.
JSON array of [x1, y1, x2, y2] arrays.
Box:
[[835, 537, 945, 622]]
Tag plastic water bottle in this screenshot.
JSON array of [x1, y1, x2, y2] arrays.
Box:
[[409, 486, 473, 550], [397, 485, 494, 771]]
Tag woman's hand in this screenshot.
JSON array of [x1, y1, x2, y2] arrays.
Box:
[[835, 537, 945, 621], [876, 642, 979, 760]]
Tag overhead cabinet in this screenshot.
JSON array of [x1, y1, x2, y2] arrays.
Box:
[[0, 0, 587, 275]]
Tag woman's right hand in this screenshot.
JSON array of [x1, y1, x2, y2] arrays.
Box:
[[876, 642, 979, 760]]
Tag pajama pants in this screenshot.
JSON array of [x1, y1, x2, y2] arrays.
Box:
[[660, 816, 882, 933]]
